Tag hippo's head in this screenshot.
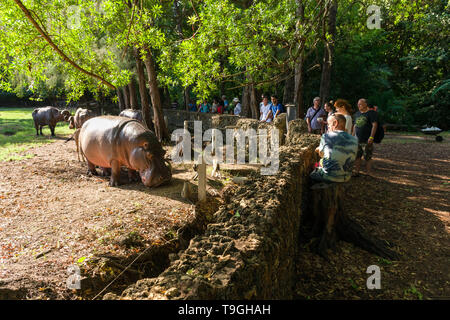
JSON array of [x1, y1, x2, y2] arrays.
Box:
[[129, 143, 172, 188]]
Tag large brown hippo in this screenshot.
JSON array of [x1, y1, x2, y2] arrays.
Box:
[[68, 108, 95, 129], [32, 106, 71, 136], [119, 109, 143, 123], [79, 116, 171, 187]]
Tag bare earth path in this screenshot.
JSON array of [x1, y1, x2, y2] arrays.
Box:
[[1, 132, 449, 300], [0, 139, 195, 299], [295, 132, 450, 299]]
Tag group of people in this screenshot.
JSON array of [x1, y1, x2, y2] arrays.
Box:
[[189, 95, 242, 116], [308, 97, 381, 183], [188, 93, 287, 121], [259, 94, 285, 123]]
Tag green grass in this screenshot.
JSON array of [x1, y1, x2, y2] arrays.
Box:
[[0, 107, 73, 161]]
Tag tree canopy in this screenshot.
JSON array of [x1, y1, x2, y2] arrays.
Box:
[[0, 0, 448, 128]]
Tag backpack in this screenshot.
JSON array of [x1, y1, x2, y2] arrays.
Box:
[[374, 119, 384, 143]]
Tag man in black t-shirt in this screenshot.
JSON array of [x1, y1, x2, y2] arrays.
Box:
[[352, 98, 378, 176]]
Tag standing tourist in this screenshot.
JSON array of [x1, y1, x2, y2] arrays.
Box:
[[306, 97, 326, 134], [334, 99, 353, 134], [260, 94, 273, 123], [353, 98, 378, 176]]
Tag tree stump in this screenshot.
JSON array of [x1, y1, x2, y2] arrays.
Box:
[[309, 182, 398, 260], [310, 182, 342, 259]]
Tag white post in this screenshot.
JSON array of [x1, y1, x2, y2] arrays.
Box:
[[197, 154, 207, 202]]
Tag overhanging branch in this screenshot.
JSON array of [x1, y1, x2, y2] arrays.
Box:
[[13, 0, 116, 90]]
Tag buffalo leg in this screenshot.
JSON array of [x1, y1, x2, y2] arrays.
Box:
[[34, 122, 39, 136], [109, 160, 121, 187], [39, 126, 43, 136], [50, 125, 56, 137]]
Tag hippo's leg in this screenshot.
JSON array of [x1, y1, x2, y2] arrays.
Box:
[[128, 169, 139, 182], [101, 167, 111, 176], [86, 161, 98, 176], [109, 160, 121, 187]]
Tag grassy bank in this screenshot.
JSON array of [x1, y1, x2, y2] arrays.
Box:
[[0, 107, 72, 161]]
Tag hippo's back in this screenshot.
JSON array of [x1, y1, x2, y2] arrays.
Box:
[[79, 116, 147, 168]]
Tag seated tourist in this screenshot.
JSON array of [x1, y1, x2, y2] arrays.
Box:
[[270, 95, 284, 119], [310, 113, 358, 183], [260, 94, 273, 123], [233, 97, 241, 115]]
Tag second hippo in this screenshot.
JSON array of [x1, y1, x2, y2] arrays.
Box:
[[79, 116, 171, 187], [119, 109, 144, 123]]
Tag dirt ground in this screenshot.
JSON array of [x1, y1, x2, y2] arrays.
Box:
[[295, 132, 450, 299], [1, 131, 449, 300], [0, 138, 200, 299]]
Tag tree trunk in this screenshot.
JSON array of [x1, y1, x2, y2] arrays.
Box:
[[308, 182, 399, 261], [319, 0, 338, 106], [143, 48, 169, 141], [241, 85, 251, 118], [283, 71, 295, 106], [249, 84, 258, 119], [128, 79, 138, 110], [184, 86, 192, 111], [294, 0, 305, 118], [161, 86, 172, 109], [294, 59, 305, 118], [122, 86, 130, 109], [117, 88, 125, 111], [134, 47, 154, 131]]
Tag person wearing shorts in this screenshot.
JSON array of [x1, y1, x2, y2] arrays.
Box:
[[353, 98, 378, 176]]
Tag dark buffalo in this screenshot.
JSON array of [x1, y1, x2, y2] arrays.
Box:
[[32, 106, 71, 136], [79, 116, 171, 187]]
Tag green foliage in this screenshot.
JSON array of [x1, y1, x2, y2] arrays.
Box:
[[0, 0, 447, 127]]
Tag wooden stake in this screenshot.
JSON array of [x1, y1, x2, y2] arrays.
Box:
[[197, 154, 207, 202]]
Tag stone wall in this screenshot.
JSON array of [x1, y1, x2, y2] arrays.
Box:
[[104, 127, 320, 300]]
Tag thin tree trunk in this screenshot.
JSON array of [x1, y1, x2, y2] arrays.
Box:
[[134, 47, 154, 131], [143, 48, 169, 141], [117, 88, 125, 111], [294, 0, 305, 118], [283, 71, 295, 105], [128, 79, 138, 110], [249, 84, 258, 119], [241, 85, 251, 118], [319, 0, 338, 106], [122, 86, 130, 109], [184, 86, 192, 111], [294, 59, 305, 118]]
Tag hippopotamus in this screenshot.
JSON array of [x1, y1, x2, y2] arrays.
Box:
[[32, 106, 71, 136], [119, 109, 144, 123], [68, 108, 95, 129], [79, 116, 171, 187]]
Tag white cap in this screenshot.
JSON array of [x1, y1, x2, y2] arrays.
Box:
[[233, 97, 239, 103]]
